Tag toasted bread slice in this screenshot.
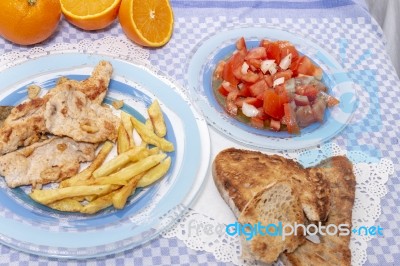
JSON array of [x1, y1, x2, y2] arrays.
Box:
[[238, 181, 306, 264], [280, 156, 355, 266], [212, 148, 330, 221]]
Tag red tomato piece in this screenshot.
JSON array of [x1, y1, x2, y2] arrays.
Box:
[[247, 58, 262, 69], [218, 85, 229, 97], [245, 97, 263, 108], [259, 39, 271, 48], [296, 56, 323, 79], [296, 85, 320, 101], [274, 85, 291, 104], [283, 103, 300, 134], [273, 69, 293, 81], [240, 70, 260, 83], [277, 41, 299, 61], [249, 79, 267, 98], [263, 89, 284, 120], [263, 74, 273, 88], [238, 84, 251, 97], [250, 117, 265, 129], [266, 42, 281, 62], [245, 47, 267, 60], [236, 37, 247, 54]]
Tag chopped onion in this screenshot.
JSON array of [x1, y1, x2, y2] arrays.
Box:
[[285, 78, 295, 93], [279, 53, 292, 70], [241, 62, 249, 75], [269, 63, 277, 75], [222, 81, 231, 89], [242, 102, 259, 117], [260, 59, 275, 74], [273, 77, 285, 87]]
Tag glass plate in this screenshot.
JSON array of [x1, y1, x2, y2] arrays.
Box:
[[0, 53, 210, 258], [186, 26, 357, 150]]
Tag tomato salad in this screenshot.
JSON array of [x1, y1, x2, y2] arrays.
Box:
[[213, 37, 339, 134]]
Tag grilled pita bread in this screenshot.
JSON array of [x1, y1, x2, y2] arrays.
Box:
[[280, 156, 355, 266], [212, 148, 355, 265]]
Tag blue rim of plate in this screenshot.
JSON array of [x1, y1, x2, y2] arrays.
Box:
[[186, 26, 358, 150], [0, 53, 210, 258]]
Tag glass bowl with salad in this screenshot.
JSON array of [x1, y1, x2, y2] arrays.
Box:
[[213, 37, 340, 134]]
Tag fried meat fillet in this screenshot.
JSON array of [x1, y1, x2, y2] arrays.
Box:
[[0, 61, 117, 155], [280, 156, 355, 266], [0, 137, 96, 188]]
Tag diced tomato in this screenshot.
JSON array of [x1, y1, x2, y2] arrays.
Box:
[[245, 47, 267, 60], [263, 74, 273, 88], [311, 97, 326, 122], [256, 107, 269, 120], [247, 58, 262, 69], [296, 85, 320, 101], [240, 70, 260, 83], [294, 94, 310, 106], [283, 103, 300, 134], [245, 97, 263, 108], [270, 119, 281, 131], [218, 85, 229, 97], [236, 37, 247, 54], [290, 56, 302, 75], [250, 117, 265, 129], [296, 56, 323, 80], [277, 41, 299, 61], [226, 90, 239, 116], [275, 85, 291, 104], [214, 60, 225, 79], [266, 42, 281, 62], [249, 79, 267, 98], [238, 84, 251, 97], [273, 69, 293, 81], [263, 89, 284, 120], [325, 94, 340, 107], [222, 61, 239, 87], [228, 53, 245, 81], [259, 39, 271, 48]]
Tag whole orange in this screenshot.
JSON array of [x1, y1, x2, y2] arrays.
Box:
[[0, 0, 61, 45]]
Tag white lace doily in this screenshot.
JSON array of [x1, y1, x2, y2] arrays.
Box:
[[0, 36, 149, 71], [162, 142, 394, 266]]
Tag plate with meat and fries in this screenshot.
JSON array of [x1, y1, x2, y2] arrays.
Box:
[[0, 54, 210, 258]]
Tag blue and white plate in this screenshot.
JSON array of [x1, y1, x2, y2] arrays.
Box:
[[186, 26, 357, 150], [0, 54, 210, 258]]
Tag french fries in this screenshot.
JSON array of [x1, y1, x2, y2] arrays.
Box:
[[138, 157, 172, 187], [59, 141, 113, 188], [117, 123, 130, 154], [28, 99, 174, 214], [130, 115, 174, 152], [147, 100, 167, 137]]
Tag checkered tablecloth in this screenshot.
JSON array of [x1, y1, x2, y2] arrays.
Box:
[[0, 0, 399, 265]]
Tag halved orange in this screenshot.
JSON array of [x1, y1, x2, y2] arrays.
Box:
[[119, 0, 174, 47], [60, 0, 122, 31]]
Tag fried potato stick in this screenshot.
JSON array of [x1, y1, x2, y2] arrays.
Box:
[[60, 141, 114, 188], [130, 116, 174, 152], [137, 157, 172, 187], [94, 153, 167, 185], [148, 100, 167, 137], [121, 111, 135, 147], [30, 185, 115, 205], [80, 190, 119, 214], [92, 146, 145, 178], [117, 123, 130, 154], [112, 173, 144, 209], [48, 198, 83, 212]]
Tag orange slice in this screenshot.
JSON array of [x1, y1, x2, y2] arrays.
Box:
[[60, 0, 122, 31], [119, 0, 174, 47]]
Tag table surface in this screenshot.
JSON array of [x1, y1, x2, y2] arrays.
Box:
[[0, 0, 399, 265]]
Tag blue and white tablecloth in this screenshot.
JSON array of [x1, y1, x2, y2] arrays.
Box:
[[0, 1, 399, 265]]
